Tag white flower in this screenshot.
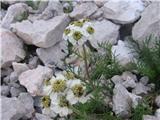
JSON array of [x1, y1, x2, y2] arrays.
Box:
[[66, 79, 91, 105], [42, 73, 67, 96], [41, 95, 57, 118], [63, 19, 95, 46], [50, 93, 73, 117]]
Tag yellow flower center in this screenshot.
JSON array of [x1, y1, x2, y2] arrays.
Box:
[[65, 71, 75, 80], [52, 80, 66, 92], [41, 96, 51, 108], [87, 26, 94, 34], [74, 21, 83, 27], [73, 31, 82, 41], [64, 28, 71, 35], [82, 18, 90, 23], [59, 96, 69, 107], [72, 84, 84, 97]]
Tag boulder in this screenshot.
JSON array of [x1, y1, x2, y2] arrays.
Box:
[[1, 28, 26, 68], [18, 93, 34, 118], [11, 15, 70, 48], [36, 41, 68, 68], [132, 83, 150, 95], [91, 20, 120, 48], [70, 2, 98, 20], [112, 84, 132, 118], [18, 65, 53, 96], [102, 0, 145, 24], [1, 96, 27, 120], [1, 3, 29, 29], [12, 62, 29, 76], [132, 2, 160, 46], [155, 95, 160, 108], [122, 78, 137, 89], [111, 40, 135, 66]]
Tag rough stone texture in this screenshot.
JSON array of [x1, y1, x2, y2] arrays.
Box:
[[18, 65, 53, 96], [1, 96, 27, 120], [1, 85, 10, 96], [91, 19, 120, 48], [111, 75, 123, 85], [102, 0, 145, 24], [112, 84, 132, 118], [11, 15, 70, 48], [36, 41, 68, 68], [143, 115, 158, 120], [12, 62, 29, 76], [155, 108, 160, 118], [38, 1, 63, 20], [1, 3, 29, 29], [90, 9, 103, 20], [10, 86, 26, 97], [112, 40, 135, 66], [122, 78, 137, 89], [70, 2, 98, 20], [9, 72, 18, 83], [132, 2, 160, 46], [35, 113, 52, 120], [121, 71, 137, 82], [18, 93, 34, 118], [1, 28, 26, 68], [140, 76, 149, 85], [132, 83, 150, 95], [28, 56, 39, 69], [155, 95, 160, 108]]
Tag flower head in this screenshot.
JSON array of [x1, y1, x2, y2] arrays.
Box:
[[41, 96, 51, 108], [87, 26, 94, 34], [72, 31, 83, 41]]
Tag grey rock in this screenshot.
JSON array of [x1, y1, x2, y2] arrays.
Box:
[[9, 72, 18, 83], [18, 93, 34, 118], [12, 62, 29, 76], [0, 9, 6, 20], [143, 115, 158, 120], [155, 108, 160, 118], [140, 76, 149, 85], [37, 41, 68, 68], [28, 56, 39, 69], [70, 2, 98, 20], [10, 87, 26, 97], [1, 28, 26, 68], [128, 93, 142, 108], [1, 67, 13, 78], [1, 96, 27, 120], [18, 65, 53, 96], [1, 3, 29, 29], [132, 2, 160, 47], [11, 15, 70, 48], [132, 83, 150, 95], [91, 19, 120, 48], [111, 75, 123, 85], [90, 9, 103, 20], [112, 41, 135, 66], [38, 1, 63, 20], [1, 85, 10, 96], [155, 95, 160, 108], [102, 0, 145, 24], [3, 76, 10, 84], [122, 71, 137, 82], [8, 82, 21, 88], [122, 78, 137, 89], [35, 113, 52, 120], [112, 84, 132, 118]]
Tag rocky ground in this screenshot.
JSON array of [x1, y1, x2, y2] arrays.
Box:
[[1, 0, 160, 120]]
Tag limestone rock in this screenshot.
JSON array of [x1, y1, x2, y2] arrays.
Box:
[[11, 15, 70, 48], [12, 62, 29, 76], [1, 85, 10, 96], [91, 20, 120, 48], [35, 113, 52, 120], [102, 0, 145, 24], [111, 75, 123, 85], [112, 40, 135, 66], [112, 84, 132, 118], [1, 96, 27, 120], [1, 3, 29, 29], [122, 78, 137, 89], [155, 95, 160, 108], [70, 2, 98, 20], [1, 28, 26, 68], [132, 83, 150, 95], [18, 65, 53, 96], [132, 2, 160, 46], [143, 115, 158, 120], [36, 41, 68, 68]]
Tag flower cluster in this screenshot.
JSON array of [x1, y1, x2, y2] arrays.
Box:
[[41, 71, 91, 117], [63, 19, 95, 46]]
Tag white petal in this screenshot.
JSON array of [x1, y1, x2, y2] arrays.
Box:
[[42, 85, 52, 95]]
